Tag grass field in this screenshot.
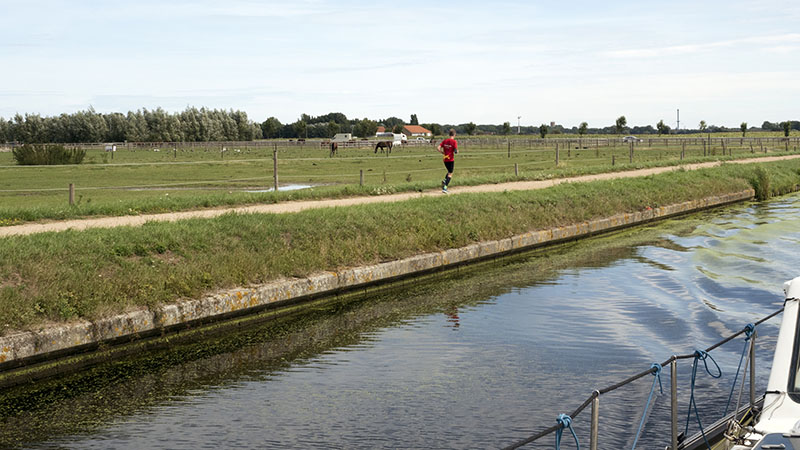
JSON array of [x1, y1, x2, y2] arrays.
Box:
[[1, 134, 799, 224]]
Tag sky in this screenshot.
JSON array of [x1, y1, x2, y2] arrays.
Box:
[[1, 0, 799, 129]]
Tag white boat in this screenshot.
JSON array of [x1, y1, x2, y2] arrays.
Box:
[[682, 275, 800, 450]]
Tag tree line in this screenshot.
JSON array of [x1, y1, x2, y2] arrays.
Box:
[[1, 108, 798, 144]]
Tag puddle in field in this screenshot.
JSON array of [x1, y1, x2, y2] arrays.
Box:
[[244, 184, 314, 193]]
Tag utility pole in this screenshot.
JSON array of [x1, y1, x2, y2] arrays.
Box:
[[517, 116, 521, 134], [676, 109, 680, 131]]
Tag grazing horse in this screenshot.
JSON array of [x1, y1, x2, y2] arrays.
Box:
[[329, 142, 338, 157], [374, 141, 393, 154]]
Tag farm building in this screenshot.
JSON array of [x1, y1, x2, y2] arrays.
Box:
[[402, 125, 432, 137]]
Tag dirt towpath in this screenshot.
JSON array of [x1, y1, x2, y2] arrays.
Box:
[[2, 155, 798, 238]]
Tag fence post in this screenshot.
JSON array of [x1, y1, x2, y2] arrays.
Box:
[[514, 163, 518, 177], [69, 183, 75, 206], [590, 393, 600, 450], [671, 359, 678, 450], [555, 143, 559, 165], [360, 169, 364, 186], [629, 142, 633, 163], [273, 147, 278, 192], [507, 140, 511, 158], [612, 155, 615, 166]]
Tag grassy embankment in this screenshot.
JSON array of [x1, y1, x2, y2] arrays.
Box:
[[1, 135, 798, 224], [1, 159, 799, 333]]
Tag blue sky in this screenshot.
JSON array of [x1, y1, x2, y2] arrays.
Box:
[[1, 0, 799, 128]]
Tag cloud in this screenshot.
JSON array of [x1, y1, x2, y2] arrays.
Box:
[[603, 33, 800, 58]]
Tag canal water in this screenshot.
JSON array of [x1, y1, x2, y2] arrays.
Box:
[[2, 193, 800, 449]]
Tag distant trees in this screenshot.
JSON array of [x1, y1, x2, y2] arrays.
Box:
[[741, 122, 748, 137], [464, 122, 477, 135], [578, 122, 588, 136], [782, 121, 791, 137], [539, 124, 548, 138], [0, 107, 264, 143], [261, 117, 282, 138], [353, 119, 378, 138], [656, 120, 670, 136], [699, 120, 707, 132], [293, 119, 308, 139], [422, 123, 442, 136], [615, 116, 627, 135], [410, 114, 419, 125], [502, 122, 511, 135]]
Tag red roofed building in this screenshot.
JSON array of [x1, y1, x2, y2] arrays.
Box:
[[376, 126, 386, 133], [401, 125, 432, 137]]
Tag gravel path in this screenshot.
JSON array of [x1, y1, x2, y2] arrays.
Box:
[[2, 155, 798, 237]]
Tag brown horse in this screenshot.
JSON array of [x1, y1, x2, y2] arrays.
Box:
[[374, 141, 393, 154], [329, 142, 338, 157]]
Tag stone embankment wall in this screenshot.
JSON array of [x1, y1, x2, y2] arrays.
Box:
[[0, 190, 754, 374]]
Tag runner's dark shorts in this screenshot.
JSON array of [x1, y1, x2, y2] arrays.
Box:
[[444, 160, 454, 173]]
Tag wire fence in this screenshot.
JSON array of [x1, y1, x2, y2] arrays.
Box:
[[2, 137, 800, 200]]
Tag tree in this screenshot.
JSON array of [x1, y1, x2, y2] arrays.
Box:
[[740, 122, 748, 137], [327, 120, 339, 138], [657, 120, 670, 136], [699, 120, 707, 132], [422, 123, 442, 136], [539, 124, 548, 139], [578, 122, 588, 136], [354, 118, 378, 138], [782, 121, 791, 137], [261, 117, 282, 139], [0, 117, 8, 142], [502, 121, 511, 135], [392, 124, 403, 134], [464, 122, 477, 135], [292, 119, 307, 139], [615, 116, 627, 135], [410, 114, 419, 125]]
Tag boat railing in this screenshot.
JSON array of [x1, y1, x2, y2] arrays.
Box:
[[501, 306, 786, 450]]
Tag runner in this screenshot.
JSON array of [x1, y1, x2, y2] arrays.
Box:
[[437, 129, 458, 193]]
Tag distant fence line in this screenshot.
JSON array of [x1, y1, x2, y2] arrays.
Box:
[[3, 136, 799, 152]]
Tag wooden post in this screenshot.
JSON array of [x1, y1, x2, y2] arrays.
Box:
[[69, 183, 75, 206], [514, 163, 518, 176], [383, 170, 386, 183], [507, 140, 511, 158], [555, 144, 559, 165], [273, 147, 278, 192], [703, 140, 706, 156], [629, 142, 633, 163], [612, 155, 615, 166], [359, 169, 364, 186]]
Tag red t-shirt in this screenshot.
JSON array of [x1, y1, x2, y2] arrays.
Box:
[[440, 138, 458, 162]]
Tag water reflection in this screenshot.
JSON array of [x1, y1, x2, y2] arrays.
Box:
[[2, 194, 799, 449]]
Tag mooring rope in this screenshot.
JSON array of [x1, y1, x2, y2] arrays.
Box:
[[684, 350, 722, 449], [724, 323, 755, 416], [555, 414, 580, 450], [631, 363, 663, 450]]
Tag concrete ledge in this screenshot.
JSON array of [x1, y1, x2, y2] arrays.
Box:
[[0, 189, 754, 369]]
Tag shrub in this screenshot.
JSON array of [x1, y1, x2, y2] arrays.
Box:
[[750, 166, 771, 201], [12, 144, 86, 165]]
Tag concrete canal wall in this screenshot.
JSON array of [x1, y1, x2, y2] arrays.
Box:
[[0, 189, 754, 376]]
